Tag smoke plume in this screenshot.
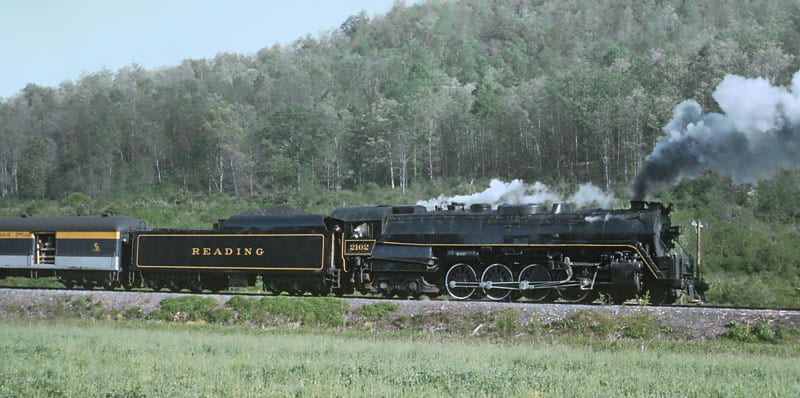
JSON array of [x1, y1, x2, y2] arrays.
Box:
[[417, 179, 616, 210], [632, 70, 800, 200]]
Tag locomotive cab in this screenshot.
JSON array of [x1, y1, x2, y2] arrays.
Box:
[[329, 205, 427, 295]]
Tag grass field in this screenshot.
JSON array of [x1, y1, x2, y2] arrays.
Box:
[[0, 320, 798, 397]]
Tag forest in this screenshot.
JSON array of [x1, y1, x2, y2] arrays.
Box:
[[1, 0, 799, 306]]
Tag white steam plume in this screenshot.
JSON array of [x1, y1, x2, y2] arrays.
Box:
[[417, 179, 616, 210], [632, 70, 800, 200]]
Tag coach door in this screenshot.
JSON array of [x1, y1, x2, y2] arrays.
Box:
[[34, 233, 56, 265]]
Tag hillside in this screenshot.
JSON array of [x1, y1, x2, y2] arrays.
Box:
[[2, 0, 798, 197], [1, 0, 799, 307]]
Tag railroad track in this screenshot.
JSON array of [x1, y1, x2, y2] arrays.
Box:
[[1, 285, 798, 313]]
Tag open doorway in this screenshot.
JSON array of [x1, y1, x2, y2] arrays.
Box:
[[34, 233, 55, 264]]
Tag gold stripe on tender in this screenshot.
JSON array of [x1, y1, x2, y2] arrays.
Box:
[[0, 231, 34, 239], [55, 231, 120, 240]]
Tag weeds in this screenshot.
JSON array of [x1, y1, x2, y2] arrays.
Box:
[[149, 296, 221, 322], [4, 294, 799, 348], [549, 310, 660, 340], [355, 302, 400, 318], [723, 322, 779, 343], [226, 296, 348, 327]]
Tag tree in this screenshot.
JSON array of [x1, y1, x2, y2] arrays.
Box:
[[202, 106, 245, 193], [17, 136, 49, 199], [259, 105, 322, 189]]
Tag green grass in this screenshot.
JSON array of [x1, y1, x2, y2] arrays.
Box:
[[0, 320, 798, 397], [0, 276, 63, 288], [354, 302, 401, 318]]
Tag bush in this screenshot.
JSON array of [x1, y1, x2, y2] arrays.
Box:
[[60, 192, 94, 215], [149, 296, 219, 322], [225, 296, 348, 327], [723, 322, 777, 343], [547, 311, 661, 340], [553, 310, 618, 338], [621, 313, 656, 339], [493, 309, 521, 335], [708, 274, 800, 309]]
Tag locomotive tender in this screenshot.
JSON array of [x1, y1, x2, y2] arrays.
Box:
[[0, 201, 707, 304]]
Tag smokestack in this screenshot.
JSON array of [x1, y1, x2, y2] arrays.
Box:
[[632, 70, 800, 200]]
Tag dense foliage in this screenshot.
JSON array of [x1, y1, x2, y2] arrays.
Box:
[[662, 171, 800, 308], [1, 0, 798, 197]]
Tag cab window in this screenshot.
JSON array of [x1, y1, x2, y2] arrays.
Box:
[[351, 222, 374, 239]]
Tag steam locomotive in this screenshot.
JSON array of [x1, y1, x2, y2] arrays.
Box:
[[0, 200, 707, 305]]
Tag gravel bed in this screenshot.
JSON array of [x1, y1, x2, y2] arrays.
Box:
[[2, 288, 798, 339]]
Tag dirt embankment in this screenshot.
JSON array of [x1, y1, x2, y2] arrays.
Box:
[[1, 288, 799, 340]]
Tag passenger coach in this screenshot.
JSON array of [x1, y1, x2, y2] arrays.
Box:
[[0, 214, 143, 289]]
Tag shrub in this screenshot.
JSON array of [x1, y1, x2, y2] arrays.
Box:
[[60, 192, 94, 214], [554, 311, 618, 337], [724, 323, 756, 343], [493, 309, 521, 335], [225, 296, 348, 327], [752, 322, 776, 343], [149, 296, 219, 322], [723, 322, 776, 343], [620, 313, 656, 339]]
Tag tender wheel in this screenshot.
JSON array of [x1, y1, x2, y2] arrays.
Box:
[[202, 277, 228, 293], [481, 263, 513, 301], [167, 280, 182, 293], [445, 263, 477, 300], [188, 281, 203, 293], [518, 264, 555, 302]]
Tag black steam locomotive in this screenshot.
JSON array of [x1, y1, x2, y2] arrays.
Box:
[[0, 201, 707, 305]]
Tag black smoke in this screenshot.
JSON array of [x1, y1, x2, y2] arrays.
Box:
[[632, 71, 800, 200]]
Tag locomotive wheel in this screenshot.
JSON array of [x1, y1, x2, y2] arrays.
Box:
[[481, 263, 513, 301], [518, 264, 555, 302], [556, 282, 593, 303], [558, 287, 598, 303], [555, 270, 595, 303], [445, 263, 477, 300]]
